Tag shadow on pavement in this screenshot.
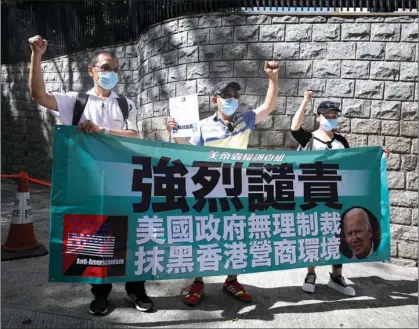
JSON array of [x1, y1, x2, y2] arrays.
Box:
[[107, 276, 418, 327]]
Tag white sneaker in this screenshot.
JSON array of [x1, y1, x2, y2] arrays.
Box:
[[302, 272, 316, 293], [327, 274, 356, 296]]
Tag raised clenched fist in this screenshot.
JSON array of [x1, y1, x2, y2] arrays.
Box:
[[304, 90, 313, 101], [264, 61, 280, 80], [28, 35, 48, 56]]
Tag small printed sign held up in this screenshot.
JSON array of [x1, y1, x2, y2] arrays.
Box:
[[169, 94, 200, 138]]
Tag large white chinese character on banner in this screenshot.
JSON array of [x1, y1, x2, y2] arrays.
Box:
[[197, 244, 222, 271], [274, 240, 297, 265], [167, 216, 193, 243], [320, 212, 341, 235], [298, 238, 320, 262], [135, 246, 165, 275], [272, 213, 296, 238], [224, 242, 248, 270], [223, 214, 246, 241], [196, 215, 221, 242], [166, 246, 194, 274], [320, 236, 340, 260], [250, 240, 272, 267], [296, 212, 319, 237], [248, 213, 271, 239], [136, 215, 165, 245]]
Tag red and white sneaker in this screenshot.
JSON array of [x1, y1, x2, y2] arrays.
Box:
[[183, 281, 204, 306], [223, 279, 252, 303]]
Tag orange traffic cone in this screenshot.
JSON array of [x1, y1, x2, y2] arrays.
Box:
[[1, 172, 48, 261]]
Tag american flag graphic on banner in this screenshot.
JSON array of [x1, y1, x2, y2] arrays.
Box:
[[66, 233, 116, 258], [62, 214, 128, 278]]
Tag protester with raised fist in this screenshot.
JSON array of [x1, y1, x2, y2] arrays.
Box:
[[28, 35, 153, 316], [291, 91, 389, 296], [166, 61, 280, 307]]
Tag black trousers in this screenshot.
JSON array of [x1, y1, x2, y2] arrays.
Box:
[[91, 281, 145, 297]]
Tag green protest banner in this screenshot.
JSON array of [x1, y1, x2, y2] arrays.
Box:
[[49, 125, 390, 284]]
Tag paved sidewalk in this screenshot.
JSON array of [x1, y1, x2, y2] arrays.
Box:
[[1, 183, 418, 328]]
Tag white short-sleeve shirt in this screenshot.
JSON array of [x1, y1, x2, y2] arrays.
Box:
[[52, 88, 138, 131]]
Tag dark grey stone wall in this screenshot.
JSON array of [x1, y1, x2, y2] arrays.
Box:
[[1, 13, 418, 266]]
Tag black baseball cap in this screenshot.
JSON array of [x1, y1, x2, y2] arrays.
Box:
[[316, 101, 341, 115], [212, 81, 241, 96]]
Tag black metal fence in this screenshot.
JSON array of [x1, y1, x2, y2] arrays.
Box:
[[2, 0, 417, 64]]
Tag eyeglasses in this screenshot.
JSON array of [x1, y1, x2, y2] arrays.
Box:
[[216, 92, 240, 99], [93, 65, 119, 73]]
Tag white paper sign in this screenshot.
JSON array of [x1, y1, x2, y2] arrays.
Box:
[[169, 94, 200, 138]]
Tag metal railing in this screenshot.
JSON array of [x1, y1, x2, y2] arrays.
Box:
[[2, 0, 417, 64]]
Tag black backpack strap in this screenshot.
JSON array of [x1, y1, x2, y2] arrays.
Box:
[[72, 92, 89, 125], [305, 136, 314, 150], [116, 95, 129, 129], [334, 134, 350, 148]]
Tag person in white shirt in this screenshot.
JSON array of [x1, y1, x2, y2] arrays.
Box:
[[290, 91, 355, 297], [291, 91, 389, 297], [28, 35, 152, 316]]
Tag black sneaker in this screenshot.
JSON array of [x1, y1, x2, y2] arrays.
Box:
[[327, 273, 356, 296], [302, 272, 317, 294], [89, 295, 109, 315], [124, 287, 154, 312]]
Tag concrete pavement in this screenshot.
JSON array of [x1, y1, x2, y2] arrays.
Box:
[[1, 183, 418, 328]]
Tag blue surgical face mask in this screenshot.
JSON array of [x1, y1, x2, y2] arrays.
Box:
[[319, 115, 338, 131], [97, 71, 119, 90], [220, 98, 239, 116]]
